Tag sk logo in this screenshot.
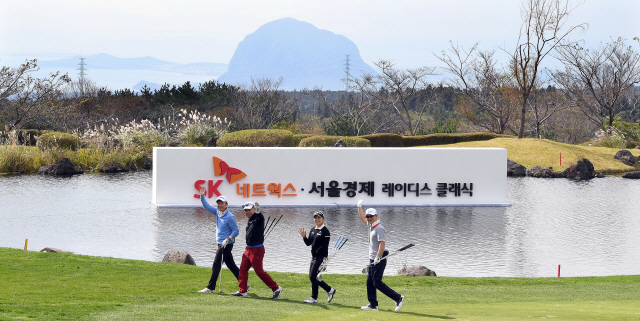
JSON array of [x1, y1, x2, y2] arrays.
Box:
[[213, 157, 247, 183], [194, 157, 247, 199]]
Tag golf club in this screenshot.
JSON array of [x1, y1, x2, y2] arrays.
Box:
[[218, 248, 224, 293], [361, 243, 415, 274], [317, 235, 348, 281], [264, 214, 283, 241], [264, 216, 271, 230], [265, 215, 277, 237]]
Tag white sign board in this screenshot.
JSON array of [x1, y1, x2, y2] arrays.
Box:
[[152, 147, 508, 207]]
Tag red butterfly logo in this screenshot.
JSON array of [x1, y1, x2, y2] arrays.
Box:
[[213, 157, 247, 184]]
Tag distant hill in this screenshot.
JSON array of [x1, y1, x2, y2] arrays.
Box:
[[218, 17, 376, 90], [132, 80, 164, 91], [38, 53, 228, 76]]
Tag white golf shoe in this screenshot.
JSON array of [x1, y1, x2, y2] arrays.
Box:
[[303, 297, 318, 303], [197, 287, 213, 294], [395, 295, 404, 312], [271, 286, 283, 299], [230, 291, 247, 297], [361, 304, 378, 310], [327, 288, 336, 303]]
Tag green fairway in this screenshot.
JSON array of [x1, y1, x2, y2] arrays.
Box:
[[1, 247, 639, 320]]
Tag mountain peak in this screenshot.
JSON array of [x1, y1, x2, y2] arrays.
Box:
[[218, 18, 374, 90]]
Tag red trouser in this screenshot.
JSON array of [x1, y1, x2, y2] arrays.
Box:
[[238, 245, 278, 293]]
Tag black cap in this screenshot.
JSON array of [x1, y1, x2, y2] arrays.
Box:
[[313, 211, 324, 218]]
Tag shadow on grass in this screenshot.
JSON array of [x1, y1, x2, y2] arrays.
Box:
[[234, 293, 453, 318]]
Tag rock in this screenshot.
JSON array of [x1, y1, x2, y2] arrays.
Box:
[[561, 158, 596, 180], [334, 139, 347, 147], [635, 146, 640, 149], [169, 140, 181, 147], [99, 163, 129, 173], [37, 158, 84, 176], [40, 247, 69, 253], [526, 166, 554, 178], [507, 159, 526, 177], [595, 172, 605, 178], [206, 136, 217, 147], [397, 265, 437, 276], [143, 157, 153, 170], [614, 150, 638, 166], [622, 171, 640, 179], [162, 250, 196, 265]]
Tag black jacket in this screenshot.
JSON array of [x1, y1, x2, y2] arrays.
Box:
[[303, 226, 330, 258], [246, 212, 265, 246]]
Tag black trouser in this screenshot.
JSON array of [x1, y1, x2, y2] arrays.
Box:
[[206, 243, 239, 290], [309, 257, 332, 299], [366, 253, 401, 306]]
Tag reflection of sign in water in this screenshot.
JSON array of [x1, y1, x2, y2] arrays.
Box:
[[152, 147, 508, 207]]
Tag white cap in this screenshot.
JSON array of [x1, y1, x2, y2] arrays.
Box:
[[243, 202, 254, 210], [216, 195, 227, 203], [365, 208, 378, 216]]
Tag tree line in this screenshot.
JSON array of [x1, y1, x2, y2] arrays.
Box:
[[2, 0, 640, 144]]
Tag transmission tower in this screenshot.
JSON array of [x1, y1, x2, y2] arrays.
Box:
[[78, 57, 87, 95], [343, 54, 351, 91]]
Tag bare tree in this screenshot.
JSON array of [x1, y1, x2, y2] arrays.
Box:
[[0, 59, 71, 130], [303, 71, 398, 135], [508, 0, 587, 138], [527, 85, 570, 138], [229, 77, 299, 130], [368, 60, 440, 135], [553, 37, 640, 130], [438, 43, 518, 134]]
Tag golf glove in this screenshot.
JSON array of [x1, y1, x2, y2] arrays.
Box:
[[373, 256, 381, 265], [221, 239, 229, 248], [357, 196, 364, 208], [319, 259, 328, 272]]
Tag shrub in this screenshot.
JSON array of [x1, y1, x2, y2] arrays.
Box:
[[299, 135, 371, 147], [37, 132, 80, 151], [0, 145, 52, 173], [402, 132, 509, 147], [217, 129, 296, 147], [360, 133, 404, 147], [292, 134, 314, 146]]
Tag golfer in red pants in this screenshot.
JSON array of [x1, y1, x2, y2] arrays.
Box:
[[231, 201, 283, 299]]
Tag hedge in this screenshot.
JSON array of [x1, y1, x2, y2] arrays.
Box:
[[360, 133, 405, 147], [36, 131, 80, 150], [292, 134, 314, 146], [217, 129, 296, 147], [298, 135, 371, 147], [402, 132, 511, 147]]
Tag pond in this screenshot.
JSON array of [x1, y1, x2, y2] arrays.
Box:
[[1, 171, 639, 277]]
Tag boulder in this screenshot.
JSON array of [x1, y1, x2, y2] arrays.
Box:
[[561, 158, 596, 180], [162, 250, 196, 265], [614, 150, 637, 166], [40, 247, 69, 253], [622, 171, 640, 179], [334, 139, 347, 147], [397, 265, 437, 276], [143, 157, 153, 170], [206, 136, 217, 147], [507, 159, 527, 177], [37, 158, 84, 176], [99, 163, 129, 173], [526, 166, 554, 178]]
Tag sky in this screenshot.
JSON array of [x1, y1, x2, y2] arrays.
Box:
[[1, 0, 639, 69]]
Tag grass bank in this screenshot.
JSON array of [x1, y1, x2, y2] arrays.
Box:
[[424, 137, 640, 175], [1, 248, 639, 320]]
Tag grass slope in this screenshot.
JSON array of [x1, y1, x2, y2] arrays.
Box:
[[421, 138, 640, 175], [1, 248, 640, 320]]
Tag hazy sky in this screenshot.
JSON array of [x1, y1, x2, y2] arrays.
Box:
[[1, 0, 639, 68]]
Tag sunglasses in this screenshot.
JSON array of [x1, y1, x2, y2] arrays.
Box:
[[365, 215, 375, 218]]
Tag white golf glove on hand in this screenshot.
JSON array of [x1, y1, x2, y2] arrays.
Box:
[[221, 238, 229, 248], [373, 256, 381, 265], [357, 196, 364, 208], [319, 258, 328, 272]]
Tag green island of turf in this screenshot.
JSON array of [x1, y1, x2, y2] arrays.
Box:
[[1, 247, 639, 320]]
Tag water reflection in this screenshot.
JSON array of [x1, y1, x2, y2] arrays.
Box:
[[1, 172, 639, 277]]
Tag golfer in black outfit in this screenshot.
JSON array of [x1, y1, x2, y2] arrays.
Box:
[[298, 211, 336, 303]]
